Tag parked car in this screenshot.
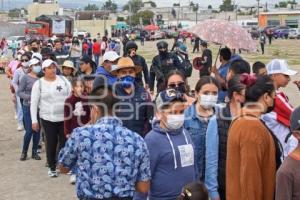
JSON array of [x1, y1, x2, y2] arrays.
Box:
[[150, 31, 166, 40], [273, 28, 289, 39], [7, 36, 25, 49], [288, 28, 300, 39]]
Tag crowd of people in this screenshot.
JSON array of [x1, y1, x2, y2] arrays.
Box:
[[3, 33, 300, 200]]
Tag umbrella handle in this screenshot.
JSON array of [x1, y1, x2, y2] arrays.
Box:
[[214, 45, 222, 66]]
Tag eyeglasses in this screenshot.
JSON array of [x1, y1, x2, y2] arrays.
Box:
[[168, 82, 185, 89], [21, 59, 29, 62]]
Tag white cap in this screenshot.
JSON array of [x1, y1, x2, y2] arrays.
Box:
[[42, 59, 57, 69], [32, 53, 42, 61], [102, 51, 120, 63], [267, 59, 298, 76], [28, 58, 40, 66]]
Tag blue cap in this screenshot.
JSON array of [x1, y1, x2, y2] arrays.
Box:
[[156, 89, 186, 109]]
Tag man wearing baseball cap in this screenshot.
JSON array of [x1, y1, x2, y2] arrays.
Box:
[[93, 51, 120, 89], [276, 106, 300, 200], [263, 59, 298, 157]]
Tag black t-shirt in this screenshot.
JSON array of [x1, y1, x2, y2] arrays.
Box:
[[201, 49, 212, 72]]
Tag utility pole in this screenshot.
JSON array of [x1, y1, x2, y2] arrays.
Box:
[[257, 0, 260, 25]]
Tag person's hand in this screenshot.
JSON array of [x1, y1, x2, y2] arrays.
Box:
[[293, 80, 300, 90], [211, 65, 218, 74], [66, 134, 71, 139], [144, 84, 149, 90], [32, 123, 39, 132]]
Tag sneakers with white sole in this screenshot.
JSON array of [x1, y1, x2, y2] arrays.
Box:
[[69, 174, 76, 185], [17, 123, 24, 131], [48, 169, 58, 178]]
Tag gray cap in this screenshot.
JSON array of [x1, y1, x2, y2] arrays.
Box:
[[290, 106, 300, 131]]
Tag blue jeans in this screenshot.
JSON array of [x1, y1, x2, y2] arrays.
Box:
[[93, 54, 100, 67], [22, 105, 40, 153], [70, 57, 80, 71], [17, 96, 23, 124]]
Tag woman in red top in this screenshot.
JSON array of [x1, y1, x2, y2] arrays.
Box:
[[92, 39, 101, 66]]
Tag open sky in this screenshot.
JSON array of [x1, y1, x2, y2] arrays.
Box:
[[1, 0, 299, 10]]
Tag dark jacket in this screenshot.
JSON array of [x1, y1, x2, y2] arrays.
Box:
[[53, 49, 69, 66], [216, 104, 232, 200], [129, 54, 149, 86], [115, 84, 153, 137], [149, 52, 182, 92]]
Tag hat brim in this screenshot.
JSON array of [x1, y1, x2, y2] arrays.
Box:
[[43, 61, 58, 69], [102, 56, 121, 65], [111, 65, 142, 76], [282, 69, 298, 76]]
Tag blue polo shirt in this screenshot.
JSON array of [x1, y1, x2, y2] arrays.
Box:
[[58, 117, 151, 199]]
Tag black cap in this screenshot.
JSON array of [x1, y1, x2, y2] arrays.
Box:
[[291, 106, 300, 131]]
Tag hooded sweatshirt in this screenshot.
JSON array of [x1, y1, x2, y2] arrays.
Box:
[[140, 120, 196, 200]]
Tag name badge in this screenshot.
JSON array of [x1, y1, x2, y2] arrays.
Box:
[[178, 144, 194, 167]]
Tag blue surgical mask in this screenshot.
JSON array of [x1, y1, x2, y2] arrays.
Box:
[[119, 75, 135, 88], [32, 65, 42, 74]]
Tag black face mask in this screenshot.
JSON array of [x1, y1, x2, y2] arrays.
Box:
[[31, 47, 38, 52], [159, 50, 167, 57]]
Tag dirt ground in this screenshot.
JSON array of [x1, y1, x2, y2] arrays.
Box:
[[0, 39, 299, 200]]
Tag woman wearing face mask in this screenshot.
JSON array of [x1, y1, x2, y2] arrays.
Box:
[[134, 89, 196, 200], [111, 57, 153, 137], [165, 70, 195, 106], [183, 76, 220, 200], [17, 58, 42, 161], [12, 52, 32, 131], [226, 75, 282, 200]]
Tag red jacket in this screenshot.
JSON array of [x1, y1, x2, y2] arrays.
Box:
[[274, 91, 293, 127], [64, 93, 90, 137], [93, 42, 101, 55]]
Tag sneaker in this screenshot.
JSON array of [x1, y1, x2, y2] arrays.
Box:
[[17, 124, 24, 131], [69, 174, 76, 185], [20, 153, 27, 161], [32, 152, 41, 160], [48, 169, 58, 178]]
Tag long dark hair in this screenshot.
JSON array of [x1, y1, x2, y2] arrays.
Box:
[[164, 70, 186, 88], [195, 76, 220, 92], [245, 75, 274, 103]]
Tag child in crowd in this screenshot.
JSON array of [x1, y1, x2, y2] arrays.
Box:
[[276, 106, 300, 200], [252, 61, 267, 76], [64, 78, 90, 184], [177, 182, 209, 200]]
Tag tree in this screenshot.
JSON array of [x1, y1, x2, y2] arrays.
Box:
[[278, 1, 288, 7], [102, 0, 117, 13], [123, 0, 143, 13], [130, 10, 154, 26], [220, 0, 234, 11], [208, 5, 213, 9], [143, 1, 157, 8], [84, 3, 99, 11]]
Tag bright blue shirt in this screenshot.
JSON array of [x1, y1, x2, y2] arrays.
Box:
[[218, 62, 231, 103], [58, 117, 151, 199]]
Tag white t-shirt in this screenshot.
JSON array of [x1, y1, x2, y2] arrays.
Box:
[[30, 76, 71, 123]]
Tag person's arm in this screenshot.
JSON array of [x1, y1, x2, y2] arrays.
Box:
[[141, 57, 149, 86], [12, 69, 20, 91], [211, 65, 226, 88], [275, 168, 293, 200], [149, 60, 156, 93], [30, 81, 40, 125], [143, 91, 153, 135], [17, 76, 30, 101], [205, 116, 220, 200], [58, 130, 79, 174], [239, 130, 266, 200], [64, 98, 72, 138]]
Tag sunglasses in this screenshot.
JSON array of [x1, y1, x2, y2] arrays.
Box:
[[168, 82, 185, 89], [21, 59, 29, 62]]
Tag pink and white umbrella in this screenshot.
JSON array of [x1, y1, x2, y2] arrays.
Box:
[[188, 19, 257, 52]]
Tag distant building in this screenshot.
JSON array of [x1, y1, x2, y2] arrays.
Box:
[[259, 10, 300, 28], [28, 0, 60, 21], [74, 11, 117, 38]]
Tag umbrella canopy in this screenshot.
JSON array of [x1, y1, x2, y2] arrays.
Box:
[[144, 24, 160, 31], [188, 19, 257, 51]]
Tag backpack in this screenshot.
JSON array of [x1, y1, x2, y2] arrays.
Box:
[[176, 53, 192, 78]]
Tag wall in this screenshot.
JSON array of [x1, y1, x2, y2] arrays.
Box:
[[28, 3, 60, 21], [74, 19, 117, 38]]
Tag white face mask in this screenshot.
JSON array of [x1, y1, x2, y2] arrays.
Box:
[[166, 114, 185, 130], [199, 94, 218, 109]]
